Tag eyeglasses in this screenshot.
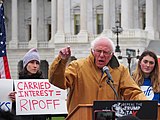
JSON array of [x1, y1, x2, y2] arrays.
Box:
[[93, 49, 113, 56]]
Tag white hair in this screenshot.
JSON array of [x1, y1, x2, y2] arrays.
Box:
[[90, 36, 115, 52]]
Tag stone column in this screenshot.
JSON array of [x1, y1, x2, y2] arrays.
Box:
[[54, 0, 65, 43], [49, 0, 57, 47], [145, 0, 157, 31], [9, 0, 18, 48], [87, 0, 93, 33], [77, 0, 88, 42], [121, 0, 134, 29], [134, 0, 140, 29], [102, 0, 110, 34], [145, 0, 158, 39], [29, 0, 37, 48]]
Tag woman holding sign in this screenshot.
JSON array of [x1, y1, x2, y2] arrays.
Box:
[[9, 48, 47, 120]]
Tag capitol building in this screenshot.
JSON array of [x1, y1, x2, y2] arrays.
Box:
[[4, 0, 160, 79]]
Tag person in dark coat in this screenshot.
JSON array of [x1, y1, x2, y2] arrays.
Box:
[[9, 48, 47, 120], [0, 109, 17, 120]]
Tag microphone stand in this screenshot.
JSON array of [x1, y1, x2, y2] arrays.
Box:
[[106, 79, 119, 100]]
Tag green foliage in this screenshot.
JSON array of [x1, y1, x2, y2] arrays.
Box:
[[50, 117, 65, 120]]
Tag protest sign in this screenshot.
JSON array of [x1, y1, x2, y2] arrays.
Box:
[[14, 79, 68, 115], [0, 79, 13, 111]]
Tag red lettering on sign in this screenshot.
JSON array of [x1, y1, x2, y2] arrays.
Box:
[[17, 81, 52, 90], [132, 111, 138, 116], [20, 99, 61, 111], [20, 99, 28, 111], [17, 82, 23, 90], [53, 99, 60, 109], [39, 100, 46, 109], [46, 100, 52, 109], [55, 91, 61, 96], [32, 100, 38, 110], [18, 91, 24, 97]]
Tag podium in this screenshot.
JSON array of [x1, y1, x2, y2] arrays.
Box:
[[65, 104, 92, 120], [65, 104, 160, 120], [158, 104, 160, 120]]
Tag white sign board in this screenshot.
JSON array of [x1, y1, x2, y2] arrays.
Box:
[[14, 79, 68, 115], [0, 79, 13, 111]]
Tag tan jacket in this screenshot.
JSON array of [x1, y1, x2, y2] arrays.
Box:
[[49, 53, 146, 114]]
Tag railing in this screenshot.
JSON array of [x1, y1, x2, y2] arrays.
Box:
[[88, 34, 98, 41], [120, 29, 147, 38], [38, 42, 48, 48], [7, 41, 49, 49], [6, 30, 150, 49], [65, 34, 77, 43], [18, 42, 29, 48]]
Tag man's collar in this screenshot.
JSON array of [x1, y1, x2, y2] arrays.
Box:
[[108, 55, 120, 68]]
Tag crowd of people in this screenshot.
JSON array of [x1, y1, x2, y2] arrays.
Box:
[[1, 36, 159, 120]]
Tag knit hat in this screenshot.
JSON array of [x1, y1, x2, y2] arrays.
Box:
[[23, 48, 40, 68]]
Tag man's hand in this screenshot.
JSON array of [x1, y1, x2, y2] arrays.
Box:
[[59, 46, 71, 60]]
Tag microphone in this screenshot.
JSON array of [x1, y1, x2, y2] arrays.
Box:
[[102, 66, 119, 99], [102, 66, 113, 83]]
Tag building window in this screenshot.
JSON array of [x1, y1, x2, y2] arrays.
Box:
[[139, 3, 146, 30], [48, 0, 51, 2], [47, 24, 51, 41], [74, 14, 80, 35], [119, 13, 122, 27], [28, 25, 31, 41], [96, 14, 103, 34], [142, 11, 145, 30], [28, 0, 31, 2], [18, 61, 23, 76], [40, 60, 49, 79]]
